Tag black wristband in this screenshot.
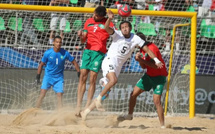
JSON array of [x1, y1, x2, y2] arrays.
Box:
[[36, 74, 40, 79], [77, 72, 80, 78]]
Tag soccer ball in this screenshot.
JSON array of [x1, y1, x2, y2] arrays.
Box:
[[118, 4, 131, 17]]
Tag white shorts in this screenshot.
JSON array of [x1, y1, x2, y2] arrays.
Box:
[[99, 57, 123, 87], [101, 57, 122, 78], [50, 14, 68, 30]]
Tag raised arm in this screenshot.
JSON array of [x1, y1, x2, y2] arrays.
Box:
[[142, 45, 163, 68], [145, 0, 160, 4], [101, 0, 104, 6], [104, 9, 114, 35], [49, 0, 69, 6], [55, 0, 69, 4]]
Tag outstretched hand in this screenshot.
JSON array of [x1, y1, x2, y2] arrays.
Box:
[[156, 62, 164, 69], [107, 9, 114, 20], [77, 30, 83, 37], [135, 52, 142, 61]]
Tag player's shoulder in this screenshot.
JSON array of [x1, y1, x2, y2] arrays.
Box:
[[133, 34, 143, 41], [60, 48, 69, 54], [133, 34, 140, 39], [86, 18, 94, 23], [112, 30, 123, 38], [45, 48, 54, 53], [148, 43, 159, 50]]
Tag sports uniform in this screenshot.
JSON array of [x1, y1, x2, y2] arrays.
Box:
[[80, 18, 114, 72], [41, 48, 74, 93], [100, 30, 146, 85], [136, 43, 168, 95]]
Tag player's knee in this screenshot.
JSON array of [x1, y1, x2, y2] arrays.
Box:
[[80, 74, 88, 82], [153, 98, 161, 106], [90, 75, 99, 84], [56, 93, 62, 98], [130, 91, 138, 99], [109, 78, 117, 86]]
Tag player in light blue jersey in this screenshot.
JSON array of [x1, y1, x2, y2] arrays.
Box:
[[35, 36, 80, 109]]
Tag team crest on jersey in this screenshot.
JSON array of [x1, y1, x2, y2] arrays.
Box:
[[98, 24, 104, 29], [94, 61, 98, 66], [88, 24, 94, 27], [61, 55, 63, 59]]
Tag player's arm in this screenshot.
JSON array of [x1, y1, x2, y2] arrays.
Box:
[[100, 0, 104, 6], [142, 45, 163, 68], [37, 61, 45, 75], [145, 0, 160, 4], [135, 52, 158, 69], [104, 9, 114, 35], [77, 30, 87, 43], [36, 61, 45, 84], [49, 0, 55, 6], [56, 0, 69, 4], [71, 60, 81, 77]]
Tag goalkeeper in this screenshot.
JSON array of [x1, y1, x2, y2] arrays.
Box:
[[35, 36, 80, 109], [80, 10, 163, 121], [117, 32, 168, 128]]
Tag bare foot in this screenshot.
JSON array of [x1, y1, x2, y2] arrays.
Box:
[[94, 99, 105, 112]]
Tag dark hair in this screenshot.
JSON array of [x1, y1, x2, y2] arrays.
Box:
[[136, 32, 146, 41], [95, 6, 107, 17], [54, 35, 62, 41], [119, 21, 132, 30]]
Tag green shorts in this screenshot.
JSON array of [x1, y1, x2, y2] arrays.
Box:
[[80, 49, 105, 73], [136, 74, 166, 95]]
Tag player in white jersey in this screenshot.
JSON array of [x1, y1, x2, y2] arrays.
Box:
[[80, 10, 163, 120]]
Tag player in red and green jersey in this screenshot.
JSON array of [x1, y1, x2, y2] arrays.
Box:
[[75, 6, 114, 117], [117, 32, 168, 129]]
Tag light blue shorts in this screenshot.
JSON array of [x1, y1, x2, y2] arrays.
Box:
[[41, 76, 64, 93]]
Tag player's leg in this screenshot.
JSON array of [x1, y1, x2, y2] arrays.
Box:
[[59, 17, 66, 41], [35, 89, 48, 108], [20, 16, 30, 45], [53, 77, 64, 110], [35, 76, 51, 108], [100, 72, 117, 97], [95, 72, 117, 111], [84, 70, 98, 108], [152, 76, 166, 128], [80, 77, 109, 121], [117, 86, 144, 121], [128, 86, 144, 116], [76, 69, 89, 116], [57, 93, 63, 109], [153, 94, 165, 128], [99, 77, 110, 100], [80, 98, 96, 121], [117, 74, 151, 121], [49, 15, 59, 44], [75, 49, 92, 116], [85, 50, 105, 108]]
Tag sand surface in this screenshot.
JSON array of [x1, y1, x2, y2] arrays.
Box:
[[0, 108, 214, 134]]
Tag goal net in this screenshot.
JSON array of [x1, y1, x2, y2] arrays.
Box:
[[0, 3, 213, 117]]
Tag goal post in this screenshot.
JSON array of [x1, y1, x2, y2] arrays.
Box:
[[164, 23, 195, 118], [0, 4, 197, 117], [131, 9, 197, 118]]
